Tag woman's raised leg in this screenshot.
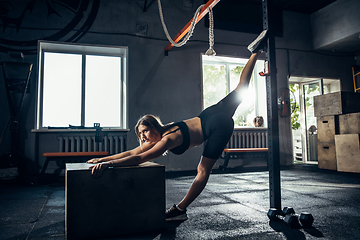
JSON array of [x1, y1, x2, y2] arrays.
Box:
[[235, 29, 268, 93], [234, 51, 262, 93]]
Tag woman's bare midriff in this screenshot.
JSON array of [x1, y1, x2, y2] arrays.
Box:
[[184, 117, 204, 148], [160, 117, 204, 150]]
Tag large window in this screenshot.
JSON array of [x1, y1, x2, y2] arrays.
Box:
[[36, 41, 128, 129], [202, 55, 267, 127]]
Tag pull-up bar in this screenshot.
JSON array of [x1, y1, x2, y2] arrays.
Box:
[[164, 0, 220, 52]]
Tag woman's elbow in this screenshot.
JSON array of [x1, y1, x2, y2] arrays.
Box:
[[135, 155, 152, 165], [131, 155, 142, 165], [137, 152, 160, 164]]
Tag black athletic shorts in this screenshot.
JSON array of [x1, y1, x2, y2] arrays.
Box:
[[198, 91, 241, 159]]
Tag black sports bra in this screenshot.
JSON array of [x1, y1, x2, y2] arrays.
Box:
[[163, 121, 190, 155]]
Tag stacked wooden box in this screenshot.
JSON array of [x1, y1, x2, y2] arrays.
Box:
[[314, 92, 360, 173]]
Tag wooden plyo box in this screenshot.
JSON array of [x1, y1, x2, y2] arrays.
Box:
[[65, 162, 165, 240], [317, 142, 337, 170], [317, 115, 339, 142], [314, 91, 360, 117], [335, 134, 360, 173], [339, 112, 360, 134]]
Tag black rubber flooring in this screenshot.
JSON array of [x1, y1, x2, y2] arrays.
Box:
[[1, 164, 360, 240]]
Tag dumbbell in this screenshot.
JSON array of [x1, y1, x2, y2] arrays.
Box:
[[267, 207, 295, 220], [282, 207, 300, 228], [282, 207, 314, 228], [267, 207, 300, 228], [298, 212, 314, 228]]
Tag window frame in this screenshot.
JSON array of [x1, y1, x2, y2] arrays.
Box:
[[35, 41, 128, 131], [201, 54, 267, 128]]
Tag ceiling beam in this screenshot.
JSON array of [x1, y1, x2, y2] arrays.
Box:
[[164, 0, 220, 52]]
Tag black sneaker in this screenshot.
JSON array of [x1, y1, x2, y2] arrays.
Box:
[[165, 204, 188, 221], [247, 30, 268, 53]]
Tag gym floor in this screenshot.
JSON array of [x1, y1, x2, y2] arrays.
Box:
[[1, 164, 360, 240]]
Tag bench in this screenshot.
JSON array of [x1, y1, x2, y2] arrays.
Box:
[[41, 151, 109, 174], [219, 148, 268, 170]]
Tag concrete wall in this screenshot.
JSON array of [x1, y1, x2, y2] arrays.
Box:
[[310, 0, 360, 54], [0, 0, 357, 174]]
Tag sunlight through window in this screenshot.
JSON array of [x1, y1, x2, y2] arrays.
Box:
[[43, 52, 82, 127], [37, 41, 128, 129], [85, 55, 121, 127], [202, 55, 266, 127]]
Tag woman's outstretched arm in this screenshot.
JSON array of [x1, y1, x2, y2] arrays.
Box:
[[86, 151, 132, 164], [86, 143, 154, 164], [89, 136, 178, 178]]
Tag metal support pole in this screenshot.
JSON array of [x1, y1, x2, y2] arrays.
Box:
[[143, 0, 148, 12], [262, 0, 281, 210]]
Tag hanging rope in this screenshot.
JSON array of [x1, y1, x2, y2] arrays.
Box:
[[157, 0, 216, 54], [157, 0, 204, 47], [205, 7, 216, 56]]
